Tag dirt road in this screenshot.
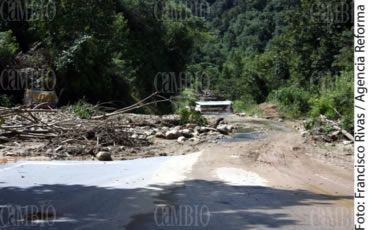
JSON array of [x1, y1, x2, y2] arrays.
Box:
[[127, 129, 353, 229], [0, 117, 353, 229]]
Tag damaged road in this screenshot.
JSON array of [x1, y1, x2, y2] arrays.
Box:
[[0, 114, 353, 229]]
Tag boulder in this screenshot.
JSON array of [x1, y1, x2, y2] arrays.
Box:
[[96, 151, 113, 161], [199, 127, 210, 133], [174, 126, 182, 131], [185, 124, 197, 129], [161, 126, 170, 132], [181, 129, 193, 138], [145, 130, 156, 136], [155, 131, 166, 139], [226, 125, 234, 132], [217, 124, 229, 135], [177, 136, 186, 144], [189, 137, 200, 143], [165, 130, 182, 139]]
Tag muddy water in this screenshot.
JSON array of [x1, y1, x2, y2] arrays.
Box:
[[224, 127, 267, 142]]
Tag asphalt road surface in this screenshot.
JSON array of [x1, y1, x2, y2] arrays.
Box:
[[0, 132, 353, 229]]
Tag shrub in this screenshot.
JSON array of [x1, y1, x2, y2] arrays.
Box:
[[233, 95, 263, 116], [0, 95, 15, 107], [0, 31, 19, 63], [233, 100, 248, 113], [174, 88, 207, 126], [177, 107, 207, 126], [309, 71, 354, 131], [70, 99, 96, 119], [268, 86, 311, 118]]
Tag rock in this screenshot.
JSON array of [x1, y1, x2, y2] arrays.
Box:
[[138, 135, 146, 140], [343, 140, 353, 145], [278, 118, 284, 122], [199, 127, 210, 133], [216, 134, 225, 140], [181, 129, 193, 138], [177, 136, 186, 143], [189, 137, 200, 143], [147, 135, 155, 140], [96, 151, 113, 161], [300, 131, 309, 137], [128, 128, 135, 132], [155, 131, 166, 138], [159, 153, 168, 156], [145, 130, 156, 136], [174, 126, 182, 131], [217, 124, 229, 135], [226, 125, 234, 132], [209, 131, 219, 135], [185, 124, 197, 129], [291, 146, 301, 151], [161, 126, 169, 132], [131, 133, 138, 139], [322, 135, 333, 143], [0, 136, 9, 144], [165, 130, 182, 139]]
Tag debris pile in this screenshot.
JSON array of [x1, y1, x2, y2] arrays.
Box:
[[0, 107, 151, 160], [0, 107, 235, 161], [301, 115, 354, 145]]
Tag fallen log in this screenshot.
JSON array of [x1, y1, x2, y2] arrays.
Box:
[[319, 115, 354, 141], [92, 97, 171, 119]]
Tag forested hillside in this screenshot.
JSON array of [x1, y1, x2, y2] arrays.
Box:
[[194, 0, 353, 131], [0, 0, 354, 131]]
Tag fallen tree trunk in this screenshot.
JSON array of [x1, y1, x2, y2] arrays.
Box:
[[319, 115, 354, 141], [91, 93, 172, 120]]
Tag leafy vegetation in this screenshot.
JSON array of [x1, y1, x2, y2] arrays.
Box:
[[268, 87, 311, 118], [0, 95, 15, 108], [175, 88, 207, 126], [0, 0, 353, 131], [233, 96, 263, 116], [69, 99, 96, 119], [0, 30, 19, 65], [194, 0, 353, 130]]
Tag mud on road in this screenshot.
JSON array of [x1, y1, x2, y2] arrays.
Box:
[[0, 113, 353, 229], [127, 116, 353, 229]]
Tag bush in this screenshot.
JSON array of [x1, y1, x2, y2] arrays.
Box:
[[233, 95, 263, 116], [174, 88, 207, 126], [70, 99, 96, 119], [268, 86, 311, 118], [0, 95, 15, 107], [178, 107, 207, 126], [309, 71, 353, 131], [0, 31, 19, 64]]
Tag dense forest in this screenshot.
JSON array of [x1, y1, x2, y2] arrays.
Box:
[[0, 0, 354, 131]]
